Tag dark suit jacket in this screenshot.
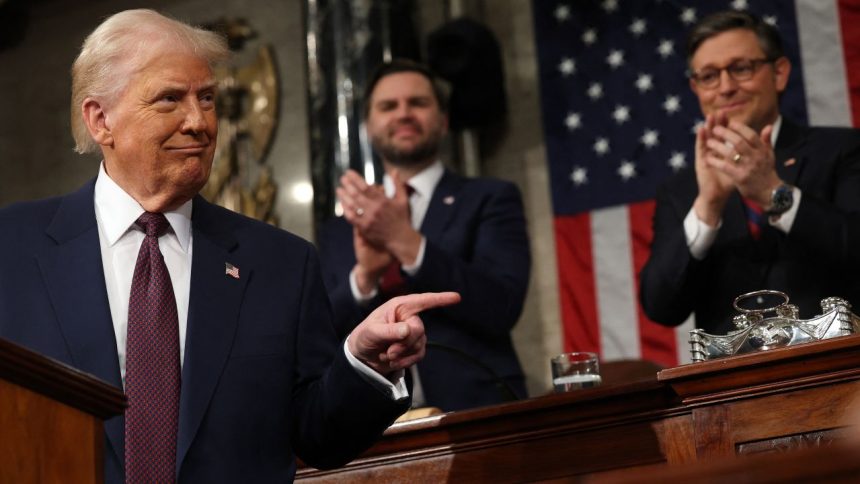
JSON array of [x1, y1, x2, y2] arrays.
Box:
[[641, 120, 860, 334], [0, 180, 409, 483], [318, 170, 530, 412]]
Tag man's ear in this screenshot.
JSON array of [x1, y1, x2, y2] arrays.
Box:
[[773, 56, 791, 94], [81, 98, 113, 147]]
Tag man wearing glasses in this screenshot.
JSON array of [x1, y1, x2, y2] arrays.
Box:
[[640, 11, 860, 334]]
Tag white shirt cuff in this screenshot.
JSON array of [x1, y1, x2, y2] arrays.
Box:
[[401, 237, 426, 276], [684, 207, 721, 260], [767, 187, 802, 233], [349, 267, 379, 304], [343, 338, 409, 400]]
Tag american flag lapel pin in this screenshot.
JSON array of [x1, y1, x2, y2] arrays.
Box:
[[225, 262, 240, 279], [443, 195, 455, 205]]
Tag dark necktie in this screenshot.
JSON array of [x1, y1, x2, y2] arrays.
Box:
[[379, 185, 415, 298], [741, 197, 764, 240], [125, 212, 180, 484]]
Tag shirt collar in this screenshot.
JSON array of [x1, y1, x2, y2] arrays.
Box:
[[770, 115, 782, 147], [94, 162, 193, 251], [383, 160, 445, 198]]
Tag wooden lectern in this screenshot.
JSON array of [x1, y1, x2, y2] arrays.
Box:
[[297, 335, 860, 482], [0, 338, 126, 484]]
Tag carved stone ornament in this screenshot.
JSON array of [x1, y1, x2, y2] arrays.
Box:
[[689, 290, 860, 362]]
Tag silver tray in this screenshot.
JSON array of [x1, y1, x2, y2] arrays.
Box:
[[690, 290, 860, 362]]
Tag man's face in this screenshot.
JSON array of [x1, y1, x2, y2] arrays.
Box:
[[689, 28, 790, 132], [101, 51, 217, 211], [366, 72, 448, 167]]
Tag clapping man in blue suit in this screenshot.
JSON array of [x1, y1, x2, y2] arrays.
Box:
[[0, 10, 459, 483], [318, 60, 530, 412]]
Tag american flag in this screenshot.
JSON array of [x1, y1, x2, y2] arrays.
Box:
[[225, 262, 240, 280], [532, 0, 859, 367]]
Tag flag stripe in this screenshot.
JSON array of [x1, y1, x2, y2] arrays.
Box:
[[796, 0, 852, 127], [554, 215, 601, 354], [838, 0, 860, 127], [593, 206, 640, 360], [628, 200, 681, 366]]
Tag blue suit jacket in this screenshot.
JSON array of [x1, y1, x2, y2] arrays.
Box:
[[0, 180, 409, 483], [318, 170, 530, 412], [641, 120, 860, 334]]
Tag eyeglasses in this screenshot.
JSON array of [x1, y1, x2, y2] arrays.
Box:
[[689, 58, 774, 89]]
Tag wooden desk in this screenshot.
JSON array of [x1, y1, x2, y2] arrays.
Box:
[[0, 338, 126, 484], [297, 335, 860, 482]]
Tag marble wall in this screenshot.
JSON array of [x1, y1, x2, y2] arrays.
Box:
[[0, 0, 561, 396]]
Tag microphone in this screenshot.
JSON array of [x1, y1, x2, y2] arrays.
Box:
[[425, 341, 520, 403]]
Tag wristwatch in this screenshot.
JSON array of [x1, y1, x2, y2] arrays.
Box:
[[766, 184, 795, 216]]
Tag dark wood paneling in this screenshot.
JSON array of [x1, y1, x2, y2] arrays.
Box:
[[298, 336, 860, 482]]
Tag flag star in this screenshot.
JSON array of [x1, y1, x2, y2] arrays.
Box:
[[554, 4, 571, 22], [582, 28, 598, 46], [662, 95, 681, 114], [593, 137, 610, 156], [618, 160, 637, 181], [691, 119, 704, 134], [635, 74, 653, 93], [606, 49, 625, 69], [680, 8, 697, 25], [570, 166, 588, 186], [565, 112, 582, 130], [558, 57, 576, 76], [763, 15, 778, 26], [731, 0, 748, 10], [629, 18, 647, 37], [668, 152, 687, 171], [612, 105, 631, 124], [641, 129, 659, 148], [601, 0, 619, 13], [657, 39, 674, 59], [587, 82, 604, 100]]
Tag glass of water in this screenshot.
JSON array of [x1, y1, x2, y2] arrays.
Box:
[[551, 352, 601, 392]]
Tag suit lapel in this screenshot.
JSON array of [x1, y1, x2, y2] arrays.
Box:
[[176, 197, 248, 471], [420, 170, 462, 241], [36, 180, 125, 463], [773, 119, 808, 186]]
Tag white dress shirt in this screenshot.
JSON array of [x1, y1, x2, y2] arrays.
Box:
[[685, 117, 802, 259], [94, 163, 406, 399], [94, 163, 192, 386]]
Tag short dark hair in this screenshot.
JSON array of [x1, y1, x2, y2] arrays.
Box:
[[362, 58, 449, 117], [686, 11, 784, 65]]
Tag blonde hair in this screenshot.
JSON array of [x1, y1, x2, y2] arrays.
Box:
[[70, 9, 230, 153]]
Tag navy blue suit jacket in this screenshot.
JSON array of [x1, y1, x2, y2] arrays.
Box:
[[318, 170, 530, 412], [0, 180, 409, 483], [641, 120, 860, 334]]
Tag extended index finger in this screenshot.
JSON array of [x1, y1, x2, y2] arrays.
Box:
[[389, 292, 461, 320]]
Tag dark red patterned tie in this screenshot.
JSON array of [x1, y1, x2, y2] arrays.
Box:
[[125, 212, 180, 483]]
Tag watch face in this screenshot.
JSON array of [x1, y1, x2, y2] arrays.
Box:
[[769, 185, 794, 214]]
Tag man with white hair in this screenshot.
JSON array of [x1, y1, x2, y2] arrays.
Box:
[[0, 9, 459, 483]]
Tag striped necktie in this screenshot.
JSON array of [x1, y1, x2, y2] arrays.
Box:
[[741, 197, 765, 240]]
